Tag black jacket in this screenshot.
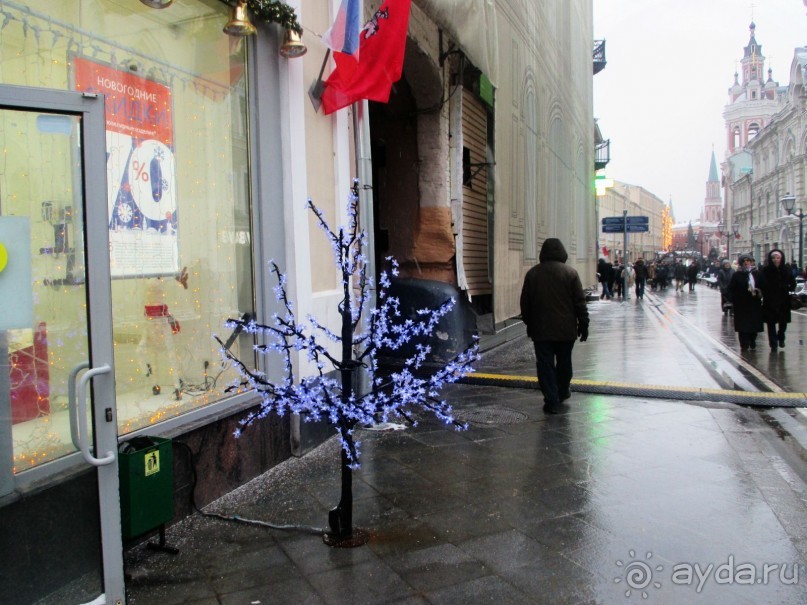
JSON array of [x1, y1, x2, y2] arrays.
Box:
[[728, 269, 763, 333], [520, 238, 589, 342], [634, 261, 648, 281], [717, 266, 734, 293], [597, 259, 613, 284], [759, 248, 796, 324]]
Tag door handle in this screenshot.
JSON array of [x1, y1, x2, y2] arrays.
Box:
[[68, 361, 91, 451], [75, 364, 115, 467]]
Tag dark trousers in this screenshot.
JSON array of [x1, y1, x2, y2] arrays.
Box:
[[635, 279, 645, 299], [766, 322, 786, 347], [738, 332, 758, 350], [533, 340, 575, 405]]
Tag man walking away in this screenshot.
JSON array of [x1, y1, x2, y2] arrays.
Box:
[[520, 238, 589, 414], [674, 261, 687, 292], [634, 258, 648, 300], [687, 261, 699, 291]]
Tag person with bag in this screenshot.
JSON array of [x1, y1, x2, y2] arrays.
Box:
[[520, 238, 589, 414], [759, 248, 796, 351]]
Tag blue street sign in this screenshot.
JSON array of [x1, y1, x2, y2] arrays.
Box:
[[602, 216, 624, 225], [625, 215, 649, 225], [601, 224, 649, 233]]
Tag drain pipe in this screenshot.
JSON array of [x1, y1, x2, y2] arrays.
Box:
[[354, 100, 375, 396]]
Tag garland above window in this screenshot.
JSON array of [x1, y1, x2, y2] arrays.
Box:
[[245, 0, 302, 35]]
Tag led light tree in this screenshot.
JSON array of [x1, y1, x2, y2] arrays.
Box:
[[218, 181, 477, 545]]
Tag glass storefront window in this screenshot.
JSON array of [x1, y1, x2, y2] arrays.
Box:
[[1, 0, 255, 472]]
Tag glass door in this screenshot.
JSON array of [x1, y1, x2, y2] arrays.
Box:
[[0, 86, 124, 604]]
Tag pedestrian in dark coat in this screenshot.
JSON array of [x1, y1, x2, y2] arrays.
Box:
[[674, 261, 687, 292], [655, 264, 669, 289], [597, 258, 613, 299], [647, 262, 657, 290], [728, 254, 763, 351], [716, 259, 734, 315], [634, 258, 648, 299], [759, 248, 796, 351], [686, 261, 699, 291], [614, 264, 624, 298], [520, 238, 589, 414]]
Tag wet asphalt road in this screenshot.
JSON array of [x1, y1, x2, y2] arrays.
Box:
[[647, 282, 807, 393], [477, 281, 807, 396]]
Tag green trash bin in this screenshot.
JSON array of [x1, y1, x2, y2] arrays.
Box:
[[118, 436, 174, 540]]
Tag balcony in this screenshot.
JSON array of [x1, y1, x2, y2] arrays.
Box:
[[595, 139, 611, 170], [593, 39, 607, 75]]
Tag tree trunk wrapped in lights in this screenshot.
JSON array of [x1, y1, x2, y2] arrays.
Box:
[[217, 180, 478, 545]]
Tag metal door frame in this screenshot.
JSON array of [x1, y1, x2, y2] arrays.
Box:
[[0, 84, 125, 604]]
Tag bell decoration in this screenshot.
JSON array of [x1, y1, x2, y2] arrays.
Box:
[[279, 28, 307, 58], [223, 1, 257, 36], [139, 0, 173, 8]]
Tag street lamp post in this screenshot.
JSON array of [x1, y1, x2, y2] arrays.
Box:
[[716, 221, 740, 261], [781, 194, 804, 273]]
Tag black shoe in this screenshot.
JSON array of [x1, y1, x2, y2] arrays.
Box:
[[779, 338, 785, 348], [750, 342, 756, 350], [560, 390, 571, 402], [543, 402, 561, 415], [771, 345, 778, 352]]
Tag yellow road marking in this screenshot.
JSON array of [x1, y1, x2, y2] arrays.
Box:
[[467, 372, 807, 401]]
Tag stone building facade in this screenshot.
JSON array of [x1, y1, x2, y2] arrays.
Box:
[[598, 181, 666, 262], [742, 46, 807, 268]]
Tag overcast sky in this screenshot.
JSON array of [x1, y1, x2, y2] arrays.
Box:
[[593, 0, 807, 224]]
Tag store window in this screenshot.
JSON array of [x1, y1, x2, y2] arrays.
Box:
[[1, 0, 255, 472]]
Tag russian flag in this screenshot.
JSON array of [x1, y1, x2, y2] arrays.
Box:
[[322, 0, 412, 115], [322, 0, 363, 57]]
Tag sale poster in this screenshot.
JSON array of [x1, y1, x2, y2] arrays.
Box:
[[74, 57, 178, 277]]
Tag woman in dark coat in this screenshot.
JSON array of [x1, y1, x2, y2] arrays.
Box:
[[759, 248, 796, 351], [716, 259, 734, 315], [728, 254, 763, 351]]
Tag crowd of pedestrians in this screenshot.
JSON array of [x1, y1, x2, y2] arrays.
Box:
[[596, 256, 706, 299], [727, 249, 797, 351], [525, 242, 801, 414], [595, 251, 801, 354]]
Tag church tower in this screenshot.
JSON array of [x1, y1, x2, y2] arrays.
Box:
[[703, 150, 721, 223], [724, 22, 782, 155], [721, 21, 785, 260]]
